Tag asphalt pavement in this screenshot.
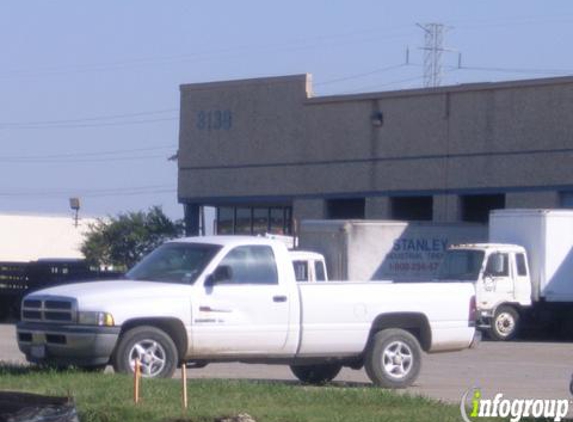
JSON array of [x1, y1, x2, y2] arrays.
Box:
[[1, 323, 571, 406]]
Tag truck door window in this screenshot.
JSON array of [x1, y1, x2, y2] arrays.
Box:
[[218, 245, 279, 285], [515, 253, 528, 276], [292, 261, 308, 282], [485, 253, 509, 277], [315, 261, 326, 282]]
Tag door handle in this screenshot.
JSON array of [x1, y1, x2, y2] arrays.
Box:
[[273, 295, 287, 303]]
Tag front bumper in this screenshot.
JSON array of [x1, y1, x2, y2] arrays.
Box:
[[17, 321, 120, 367], [476, 309, 494, 330]]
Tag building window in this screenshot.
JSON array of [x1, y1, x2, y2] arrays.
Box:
[[216, 206, 292, 235], [269, 208, 284, 234], [253, 208, 269, 235], [235, 208, 252, 235], [560, 192, 573, 208], [217, 207, 234, 235], [390, 196, 433, 221], [326, 198, 365, 219], [461, 194, 505, 223]]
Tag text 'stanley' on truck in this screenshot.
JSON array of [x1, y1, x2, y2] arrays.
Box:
[[437, 209, 573, 340], [17, 236, 477, 388]]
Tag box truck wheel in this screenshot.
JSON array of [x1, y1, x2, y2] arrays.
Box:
[[364, 328, 422, 388], [489, 305, 520, 341], [290, 363, 342, 384], [113, 326, 178, 378]]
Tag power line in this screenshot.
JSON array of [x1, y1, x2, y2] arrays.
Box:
[[0, 26, 416, 80], [0, 144, 176, 161], [331, 67, 460, 95], [1, 117, 178, 130], [0, 154, 173, 164], [454, 64, 573, 76], [0, 108, 178, 127], [450, 15, 573, 30], [86, 188, 176, 198], [339, 75, 426, 95], [315, 64, 407, 86], [0, 184, 176, 198]]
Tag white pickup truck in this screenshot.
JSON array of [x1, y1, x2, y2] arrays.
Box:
[[17, 236, 477, 388]]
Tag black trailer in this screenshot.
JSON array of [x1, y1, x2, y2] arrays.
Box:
[[0, 259, 122, 321]]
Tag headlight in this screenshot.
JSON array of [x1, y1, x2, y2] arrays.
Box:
[[77, 311, 115, 326]]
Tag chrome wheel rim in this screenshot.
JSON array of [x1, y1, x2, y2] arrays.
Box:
[[495, 312, 515, 336], [382, 340, 413, 379], [129, 339, 167, 377]]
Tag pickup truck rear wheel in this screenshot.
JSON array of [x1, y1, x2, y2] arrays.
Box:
[[113, 326, 178, 378], [365, 329, 421, 389], [290, 363, 342, 385], [489, 305, 520, 341]]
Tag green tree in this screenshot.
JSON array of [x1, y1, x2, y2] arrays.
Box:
[[81, 206, 185, 270]]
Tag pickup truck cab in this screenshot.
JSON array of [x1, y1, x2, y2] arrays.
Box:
[[17, 236, 477, 388]]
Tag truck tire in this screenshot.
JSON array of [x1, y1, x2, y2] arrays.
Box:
[[365, 329, 422, 389], [113, 326, 178, 378], [290, 363, 342, 385], [489, 305, 520, 341]]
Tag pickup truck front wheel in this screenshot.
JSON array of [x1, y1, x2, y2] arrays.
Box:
[[290, 363, 342, 385], [113, 326, 178, 378], [365, 329, 421, 388]]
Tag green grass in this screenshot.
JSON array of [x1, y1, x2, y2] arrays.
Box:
[[0, 364, 486, 422]]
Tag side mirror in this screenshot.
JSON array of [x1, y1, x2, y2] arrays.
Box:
[[205, 265, 233, 287]]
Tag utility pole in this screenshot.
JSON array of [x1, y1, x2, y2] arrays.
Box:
[[417, 23, 447, 88]]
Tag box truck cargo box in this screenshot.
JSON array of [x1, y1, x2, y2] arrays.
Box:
[[489, 209, 573, 302], [299, 220, 487, 281]]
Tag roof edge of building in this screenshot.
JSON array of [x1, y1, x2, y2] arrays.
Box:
[[306, 75, 573, 105], [180, 73, 310, 92]]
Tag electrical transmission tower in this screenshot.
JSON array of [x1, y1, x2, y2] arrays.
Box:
[[417, 23, 447, 88]]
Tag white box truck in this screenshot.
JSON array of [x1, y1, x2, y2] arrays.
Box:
[[436, 209, 573, 340], [298, 220, 487, 281]]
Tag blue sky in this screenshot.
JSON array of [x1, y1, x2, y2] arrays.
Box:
[[1, 1, 572, 220]]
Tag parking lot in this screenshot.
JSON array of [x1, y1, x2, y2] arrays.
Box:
[[1, 323, 571, 405]]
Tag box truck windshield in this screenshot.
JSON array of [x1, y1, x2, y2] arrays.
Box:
[[436, 249, 484, 281]]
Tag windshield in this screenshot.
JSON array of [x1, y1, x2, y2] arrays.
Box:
[[125, 242, 222, 284], [436, 249, 485, 281]]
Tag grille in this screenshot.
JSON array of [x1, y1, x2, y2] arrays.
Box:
[[21, 297, 75, 323]]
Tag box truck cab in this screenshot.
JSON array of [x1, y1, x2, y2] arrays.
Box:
[[438, 209, 573, 340], [438, 243, 532, 340]]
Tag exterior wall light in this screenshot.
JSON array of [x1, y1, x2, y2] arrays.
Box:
[[371, 111, 384, 127], [69, 197, 81, 227]]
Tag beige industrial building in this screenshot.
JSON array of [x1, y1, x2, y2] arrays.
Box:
[[177, 74, 573, 235]]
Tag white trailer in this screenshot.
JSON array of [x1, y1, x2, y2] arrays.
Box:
[[437, 209, 573, 340], [298, 220, 486, 281], [0, 213, 94, 262]]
